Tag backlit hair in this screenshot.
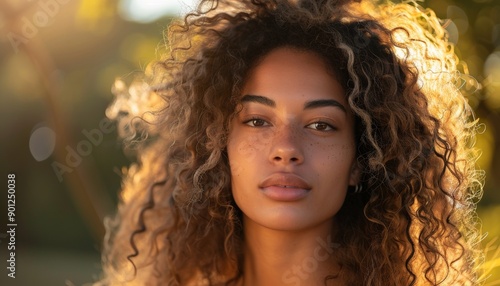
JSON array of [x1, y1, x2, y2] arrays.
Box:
[[98, 0, 483, 285]]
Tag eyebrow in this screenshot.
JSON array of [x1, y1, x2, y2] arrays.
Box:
[[304, 99, 346, 113], [240, 94, 346, 113], [240, 94, 276, 107]]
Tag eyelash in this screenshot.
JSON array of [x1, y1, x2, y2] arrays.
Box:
[[307, 122, 336, 131], [243, 117, 270, 127], [243, 117, 337, 131]]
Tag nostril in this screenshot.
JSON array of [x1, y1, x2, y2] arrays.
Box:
[[273, 156, 300, 162]]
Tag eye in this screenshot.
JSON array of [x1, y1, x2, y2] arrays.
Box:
[[244, 118, 270, 127], [306, 122, 335, 131]]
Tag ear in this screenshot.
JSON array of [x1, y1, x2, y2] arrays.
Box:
[[348, 162, 361, 186]]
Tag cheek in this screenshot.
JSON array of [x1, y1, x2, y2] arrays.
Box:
[[227, 136, 257, 179], [327, 143, 356, 162], [309, 140, 355, 160], [307, 141, 357, 183], [227, 129, 274, 176], [226, 142, 243, 178]]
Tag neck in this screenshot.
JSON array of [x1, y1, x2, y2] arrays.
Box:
[[239, 217, 341, 286]]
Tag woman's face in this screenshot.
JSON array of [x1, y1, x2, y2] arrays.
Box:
[[227, 47, 359, 231]]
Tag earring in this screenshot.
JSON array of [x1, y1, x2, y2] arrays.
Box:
[[354, 184, 363, 193]]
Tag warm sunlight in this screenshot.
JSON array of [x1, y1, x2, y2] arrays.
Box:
[[118, 0, 199, 22]]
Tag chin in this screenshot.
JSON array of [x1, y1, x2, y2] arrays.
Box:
[[244, 207, 333, 232]]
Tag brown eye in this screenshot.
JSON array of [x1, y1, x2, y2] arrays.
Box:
[[244, 118, 269, 127], [306, 122, 334, 131]]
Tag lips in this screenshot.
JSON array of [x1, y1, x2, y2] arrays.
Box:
[[259, 173, 312, 190], [259, 173, 311, 201]]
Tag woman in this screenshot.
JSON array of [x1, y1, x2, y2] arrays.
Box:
[[99, 0, 483, 285]]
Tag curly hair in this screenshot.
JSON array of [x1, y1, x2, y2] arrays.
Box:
[[97, 0, 484, 285]]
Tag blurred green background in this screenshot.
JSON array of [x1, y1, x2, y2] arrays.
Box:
[[0, 0, 498, 285]]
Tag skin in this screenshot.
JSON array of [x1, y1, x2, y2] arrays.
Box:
[[227, 47, 360, 285]]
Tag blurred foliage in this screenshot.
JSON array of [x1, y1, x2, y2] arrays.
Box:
[[0, 0, 498, 284]]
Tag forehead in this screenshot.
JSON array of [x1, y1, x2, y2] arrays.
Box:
[[241, 47, 347, 105]]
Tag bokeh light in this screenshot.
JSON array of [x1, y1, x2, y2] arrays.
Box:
[[0, 0, 499, 284], [118, 0, 198, 23], [29, 124, 56, 162]]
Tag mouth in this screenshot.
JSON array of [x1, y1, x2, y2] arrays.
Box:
[[259, 173, 311, 201], [259, 173, 312, 189]]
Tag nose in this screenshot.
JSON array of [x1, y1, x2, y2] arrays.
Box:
[[269, 126, 304, 165]]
